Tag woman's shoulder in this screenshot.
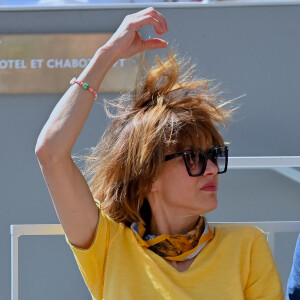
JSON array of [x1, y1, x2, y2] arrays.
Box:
[[94, 198, 125, 232], [208, 224, 269, 254], [211, 223, 266, 240]]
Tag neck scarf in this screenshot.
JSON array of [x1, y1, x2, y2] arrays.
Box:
[[130, 216, 214, 262]]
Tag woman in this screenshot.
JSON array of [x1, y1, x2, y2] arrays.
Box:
[[35, 7, 284, 300]]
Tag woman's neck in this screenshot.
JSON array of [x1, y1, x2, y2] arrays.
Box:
[[148, 211, 200, 235]]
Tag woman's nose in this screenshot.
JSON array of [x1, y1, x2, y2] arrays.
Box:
[[203, 159, 219, 176]]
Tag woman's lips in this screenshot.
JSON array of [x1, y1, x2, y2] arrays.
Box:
[[200, 182, 217, 191]]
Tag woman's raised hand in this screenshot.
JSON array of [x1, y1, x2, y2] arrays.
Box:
[[103, 7, 169, 60]]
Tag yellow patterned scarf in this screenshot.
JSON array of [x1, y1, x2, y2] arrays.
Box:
[[131, 216, 214, 262]]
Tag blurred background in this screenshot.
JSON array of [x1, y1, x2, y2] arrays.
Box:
[[1, 0, 298, 5], [1, 2, 299, 300]]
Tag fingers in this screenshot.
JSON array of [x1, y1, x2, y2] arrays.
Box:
[[142, 38, 168, 51], [143, 7, 168, 32], [153, 9, 169, 32], [137, 15, 166, 36], [132, 7, 169, 36]]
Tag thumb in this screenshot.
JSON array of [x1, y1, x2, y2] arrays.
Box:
[[142, 38, 168, 51]]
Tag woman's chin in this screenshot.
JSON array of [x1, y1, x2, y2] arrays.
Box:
[[196, 197, 218, 214]]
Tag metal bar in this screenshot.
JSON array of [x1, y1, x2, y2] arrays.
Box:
[[211, 221, 300, 233], [266, 232, 276, 255], [10, 224, 64, 300], [11, 226, 19, 300], [11, 224, 65, 236], [228, 156, 300, 168], [1, 1, 300, 12], [273, 167, 300, 184], [10, 221, 300, 300], [10, 222, 300, 237]]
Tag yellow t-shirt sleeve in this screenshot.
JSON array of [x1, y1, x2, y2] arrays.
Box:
[[65, 201, 112, 299], [244, 228, 284, 300]]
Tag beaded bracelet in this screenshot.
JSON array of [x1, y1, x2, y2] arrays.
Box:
[[70, 77, 98, 100]]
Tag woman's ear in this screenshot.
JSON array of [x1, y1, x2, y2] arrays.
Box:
[[150, 179, 158, 192], [149, 173, 162, 193]]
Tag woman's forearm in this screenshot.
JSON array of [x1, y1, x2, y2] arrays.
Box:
[[35, 6, 168, 163], [35, 46, 118, 162]]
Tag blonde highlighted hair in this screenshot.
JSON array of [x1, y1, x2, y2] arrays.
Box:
[[82, 51, 235, 225]]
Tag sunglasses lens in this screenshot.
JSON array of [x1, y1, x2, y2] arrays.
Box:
[[184, 146, 228, 176], [214, 147, 227, 173], [185, 150, 204, 176]]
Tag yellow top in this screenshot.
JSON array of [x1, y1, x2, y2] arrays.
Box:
[[66, 202, 284, 300]]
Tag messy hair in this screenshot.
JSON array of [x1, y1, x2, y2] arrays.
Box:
[[83, 51, 235, 225]]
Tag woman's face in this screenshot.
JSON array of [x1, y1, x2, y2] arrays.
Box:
[[148, 144, 219, 217]]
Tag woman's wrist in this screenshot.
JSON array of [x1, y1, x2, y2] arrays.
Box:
[[95, 44, 120, 65], [76, 45, 118, 87]]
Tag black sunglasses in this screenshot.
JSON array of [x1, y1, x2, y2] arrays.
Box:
[[165, 145, 228, 177]]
